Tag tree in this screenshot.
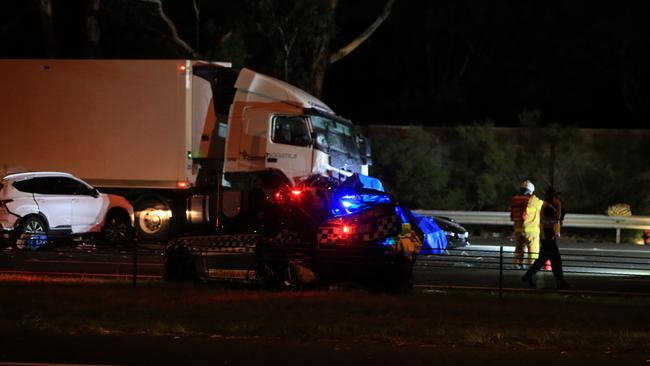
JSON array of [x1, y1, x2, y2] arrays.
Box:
[[370, 127, 449, 209], [449, 122, 517, 210], [213, 0, 396, 96], [38, 0, 56, 57], [98, 0, 195, 58]]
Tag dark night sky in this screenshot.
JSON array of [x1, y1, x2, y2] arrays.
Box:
[[1, 1, 647, 129], [323, 1, 649, 128]]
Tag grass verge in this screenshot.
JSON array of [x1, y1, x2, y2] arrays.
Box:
[[1, 275, 649, 352]]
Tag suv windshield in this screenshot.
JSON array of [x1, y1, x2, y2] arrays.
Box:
[[310, 115, 359, 158]]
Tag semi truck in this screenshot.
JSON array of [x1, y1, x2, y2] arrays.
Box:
[[0, 59, 422, 288], [0, 59, 372, 241]]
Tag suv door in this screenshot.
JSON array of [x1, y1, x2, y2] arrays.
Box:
[[62, 178, 104, 233], [31, 177, 74, 234]]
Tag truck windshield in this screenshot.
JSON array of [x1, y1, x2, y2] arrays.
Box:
[[310, 115, 359, 158]]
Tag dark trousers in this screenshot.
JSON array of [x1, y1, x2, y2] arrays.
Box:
[[524, 228, 566, 286]]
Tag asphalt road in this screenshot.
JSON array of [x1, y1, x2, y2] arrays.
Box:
[[1, 239, 649, 293], [417, 240, 650, 293]]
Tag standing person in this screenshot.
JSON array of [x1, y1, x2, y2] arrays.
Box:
[[509, 180, 544, 269], [522, 188, 570, 289]]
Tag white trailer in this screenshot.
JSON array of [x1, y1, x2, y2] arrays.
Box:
[[0, 59, 371, 241]]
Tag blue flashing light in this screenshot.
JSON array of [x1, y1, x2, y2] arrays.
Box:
[[331, 191, 391, 216]]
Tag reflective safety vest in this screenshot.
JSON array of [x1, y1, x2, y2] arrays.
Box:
[[511, 194, 544, 233]]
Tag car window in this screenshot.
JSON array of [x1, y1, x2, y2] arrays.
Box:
[[13, 179, 34, 193], [57, 177, 91, 195], [23, 177, 90, 195]]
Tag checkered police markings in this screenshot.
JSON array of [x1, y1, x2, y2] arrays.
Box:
[[177, 234, 259, 254], [317, 215, 398, 244]]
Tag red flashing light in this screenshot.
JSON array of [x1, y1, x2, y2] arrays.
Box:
[[178, 64, 187, 72], [290, 189, 302, 196], [177, 181, 190, 189], [342, 225, 351, 234], [270, 190, 285, 205]]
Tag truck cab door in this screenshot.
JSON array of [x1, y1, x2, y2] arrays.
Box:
[[266, 115, 313, 183], [235, 108, 313, 184]]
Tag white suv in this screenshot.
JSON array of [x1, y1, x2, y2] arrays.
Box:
[[0, 172, 134, 248]]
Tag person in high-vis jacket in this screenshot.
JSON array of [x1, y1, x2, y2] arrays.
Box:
[[510, 180, 544, 269], [522, 188, 570, 289]]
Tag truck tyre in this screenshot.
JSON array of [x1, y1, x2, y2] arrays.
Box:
[[102, 210, 133, 246], [135, 198, 171, 241]]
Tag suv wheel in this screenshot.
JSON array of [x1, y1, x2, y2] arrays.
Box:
[[16, 216, 47, 250], [102, 211, 132, 246]]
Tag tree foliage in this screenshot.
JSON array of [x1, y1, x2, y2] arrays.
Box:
[[370, 121, 650, 215], [449, 122, 517, 210], [370, 127, 448, 209]]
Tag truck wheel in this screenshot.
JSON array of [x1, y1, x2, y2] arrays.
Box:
[[102, 211, 133, 246], [135, 198, 171, 241]]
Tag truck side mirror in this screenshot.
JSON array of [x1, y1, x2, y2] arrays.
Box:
[[357, 134, 372, 166]]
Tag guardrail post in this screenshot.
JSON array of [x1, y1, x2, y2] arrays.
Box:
[[499, 245, 503, 298], [616, 228, 621, 244]]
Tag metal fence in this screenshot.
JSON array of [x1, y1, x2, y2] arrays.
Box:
[[2, 238, 650, 296], [415, 244, 650, 295], [414, 210, 650, 244], [0, 240, 164, 286]]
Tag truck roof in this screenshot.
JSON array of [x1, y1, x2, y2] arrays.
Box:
[[235, 68, 334, 114]]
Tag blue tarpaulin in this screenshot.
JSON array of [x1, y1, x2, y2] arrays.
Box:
[[412, 214, 448, 254], [357, 174, 385, 192], [396, 206, 448, 254], [342, 173, 385, 192]]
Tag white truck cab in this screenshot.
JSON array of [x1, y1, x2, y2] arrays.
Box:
[[224, 68, 370, 186]]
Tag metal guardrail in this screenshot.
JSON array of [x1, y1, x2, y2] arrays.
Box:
[[414, 210, 650, 244]]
